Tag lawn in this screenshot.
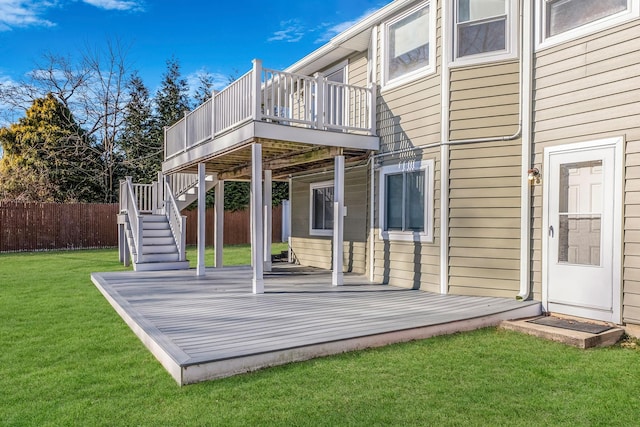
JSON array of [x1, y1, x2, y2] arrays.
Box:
[[1, 248, 639, 426]]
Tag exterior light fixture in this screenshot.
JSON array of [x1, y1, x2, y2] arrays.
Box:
[[528, 167, 541, 184]]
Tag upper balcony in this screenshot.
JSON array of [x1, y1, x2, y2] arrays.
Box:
[[162, 59, 379, 180]]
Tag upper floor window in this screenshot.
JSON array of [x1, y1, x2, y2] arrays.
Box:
[[383, 2, 434, 89], [538, 0, 638, 47], [453, 0, 517, 64]]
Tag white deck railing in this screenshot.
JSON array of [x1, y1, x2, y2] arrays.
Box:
[[165, 59, 376, 160], [122, 177, 144, 263], [164, 179, 187, 262]]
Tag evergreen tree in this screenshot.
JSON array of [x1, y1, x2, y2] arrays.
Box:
[[156, 57, 191, 130], [193, 70, 215, 105], [0, 94, 100, 202], [120, 73, 161, 183]]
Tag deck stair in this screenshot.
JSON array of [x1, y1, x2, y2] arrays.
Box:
[[123, 213, 189, 271], [118, 175, 190, 272], [170, 172, 217, 211]]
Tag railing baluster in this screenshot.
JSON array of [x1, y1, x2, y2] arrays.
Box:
[[163, 61, 375, 161]]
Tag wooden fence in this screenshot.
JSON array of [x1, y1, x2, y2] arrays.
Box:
[[0, 202, 283, 253], [183, 204, 283, 246], [0, 202, 119, 252]]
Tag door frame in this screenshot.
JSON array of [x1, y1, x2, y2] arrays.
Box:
[[542, 137, 624, 323]]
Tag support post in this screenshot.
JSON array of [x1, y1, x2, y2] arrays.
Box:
[[252, 59, 263, 121], [251, 143, 264, 293], [214, 177, 224, 268], [314, 72, 325, 130], [196, 163, 206, 276], [332, 155, 345, 286], [263, 170, 272, 272]]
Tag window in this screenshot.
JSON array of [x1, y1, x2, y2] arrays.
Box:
[[310, 181, 334, 236], [379, 160, 434, 242], [453, 0, 517, 63], [383, 2, 434, 88], [538, 0, 638, 47]]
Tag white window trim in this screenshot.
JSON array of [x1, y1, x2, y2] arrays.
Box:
[[536, 0, 639, 49], [450, 0, 519, 66], [309, 180, 334, 237], [378, 159, 434, 242], [381, 1, 436, 91]]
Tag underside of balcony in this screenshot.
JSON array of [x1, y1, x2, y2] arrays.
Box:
[[162, 120, 377, 180]]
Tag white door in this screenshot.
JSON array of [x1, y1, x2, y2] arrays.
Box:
[[544, 139, 622, 323]]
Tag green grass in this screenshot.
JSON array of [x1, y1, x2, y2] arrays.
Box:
[[185, 242, 289, 268], [1, 248, 639, 426]]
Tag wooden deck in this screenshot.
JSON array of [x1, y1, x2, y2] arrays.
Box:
[[91, 265, 541, 385]]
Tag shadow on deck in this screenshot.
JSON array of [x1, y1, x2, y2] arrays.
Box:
[[90, 265, 541, 385]]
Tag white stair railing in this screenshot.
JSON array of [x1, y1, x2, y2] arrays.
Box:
[[164, 178, 187, 262], [123, 177, 143, 264], [170, 172, 199, 198]]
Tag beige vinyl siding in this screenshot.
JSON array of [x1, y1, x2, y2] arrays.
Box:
[[447, 139, 521, 297], [376, 0, 442, 153], [531, 19, 640, 323], [445, 59, 522, 298], [370, 1, 441, 292], [290, 166, 369, 274], [348, 52, 368, 87], [449, 61, 520, 141], [372, 149, 441, 292]]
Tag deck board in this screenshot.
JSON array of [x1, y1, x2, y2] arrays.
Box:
[[91, 265, 541, 384]]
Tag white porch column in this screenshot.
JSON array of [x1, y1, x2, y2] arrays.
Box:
[[251, 143, 264, 293], [196, 163, 206, 276], [263, 169, 272, 272], [332, 155, 345, 286], [214, 178, 224, 268]]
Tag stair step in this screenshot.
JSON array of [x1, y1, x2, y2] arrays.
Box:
[[142, 214, 168, 222], [143, 228, 173, 238], [143, 221, 171, 230], [133, 260, 190, 271], [138, 252, 181, 263], [143, 236, 175, 245], [142, 244, 179, 254]]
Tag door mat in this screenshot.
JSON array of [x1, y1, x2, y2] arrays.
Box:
[[527, 317, 613, 334]]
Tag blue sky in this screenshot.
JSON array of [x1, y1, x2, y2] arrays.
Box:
[[0, 0, 391, 96]]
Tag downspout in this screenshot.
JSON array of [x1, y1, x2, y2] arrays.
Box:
[[440, 0, 451, 294], [518, 0, 534, 300], [368, 24, 379, 282]]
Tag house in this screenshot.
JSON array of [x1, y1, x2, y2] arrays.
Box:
[[118, 0, 640, 333]]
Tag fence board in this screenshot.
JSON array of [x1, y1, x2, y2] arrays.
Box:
[[184, 204, 283, 246], [1, 202, 284, 252], [0, 202, 119, 252]]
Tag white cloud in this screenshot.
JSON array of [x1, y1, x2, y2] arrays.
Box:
[[314, 8, 378, 44], [268, 19, 305, 43], [186, 68, 229, 100], [0, 74, 23, 127], [0, 0, 143, 31], [0, 0, 57, 31], [81, 0, 143, 11]]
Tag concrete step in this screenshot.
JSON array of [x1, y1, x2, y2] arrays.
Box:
[[500, 316, 625, 349], [133, 260, 190, 271]]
